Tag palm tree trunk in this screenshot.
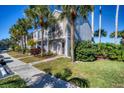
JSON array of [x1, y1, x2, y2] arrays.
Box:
[[21, 36, 24, 53], [91, 10, 94, 41], [41, 28, 44, 56], [70, 20, 75, 62], [98, 6, 102, 43], [24, 35, 27, 53], [115, 5, 119, 44]]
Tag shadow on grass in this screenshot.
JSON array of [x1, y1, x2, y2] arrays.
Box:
[[68, 77, 90, 88], [28, 68, 90, 88], [29, 73, 76, 88], [54, 68, 90, 88], [43, 68, 52, 75]]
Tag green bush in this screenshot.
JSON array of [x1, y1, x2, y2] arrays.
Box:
[[27, 39, 36, 48], [42, 51, 56, 57], [98, 43, 124, 61], [75, 41, 97, 62], [75, 41, 124, 62], [15, 45, 22, 52]]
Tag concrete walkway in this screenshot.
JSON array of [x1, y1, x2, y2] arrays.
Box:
[[1, 53, 76, 88], [30, 56, 64, 65]]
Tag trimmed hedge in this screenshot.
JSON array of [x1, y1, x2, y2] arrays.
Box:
[[75, 41, 124, 62]]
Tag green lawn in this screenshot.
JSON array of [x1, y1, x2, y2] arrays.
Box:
[[8, 51, 29, 58], [8, 51, 56, 63], [34, 58, 124, 88], [20, 55, 44, 63], [0, 75, 27, 88]]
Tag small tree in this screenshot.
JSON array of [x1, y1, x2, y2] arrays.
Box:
[[27, 39, 36, 48]]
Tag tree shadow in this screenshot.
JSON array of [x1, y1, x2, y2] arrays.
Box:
[[68, 77, 90, 88], [54, 68, 90, 88], [3, 57, 13, 63], [55, 68, 72, 81], [29, 73, 75, 88], [4, 57, 11, 59], [4, 60, 13, 63], [43, 68, 52, 75], [30, 68, 90, 88]]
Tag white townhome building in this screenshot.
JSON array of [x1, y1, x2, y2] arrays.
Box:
[[33, 9, 92, 57]]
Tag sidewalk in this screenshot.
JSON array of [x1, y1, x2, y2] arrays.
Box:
[[1, 53, 76, 88]]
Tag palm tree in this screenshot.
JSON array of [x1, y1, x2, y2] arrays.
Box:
[[9, 24, 21, 45], [98, 5, 102, 43], [25, 5, 57, 56], [91, 6, 94, 41], [17, 18, 32, 52], [115, 5, 119, 44], [9, 24, 25, 51], [59, 5, 78, 62], [25, 6, 39, 31], [110, 30, 124, 45], [79, 5, 92, 19], [94, 29, 107, 40]]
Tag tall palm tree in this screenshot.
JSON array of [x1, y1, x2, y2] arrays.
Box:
[[25, 7, 38, 30], [79, 5, 92, 19], [110, 30, 124, 45], [25, 5, 56, 56], [9, 24, 21, 45], [9, 24, 26, 51], [17, 18, 32, 51], [94, 29, 107, 40], [91, 6, 94, 41], [98, 5, 102, 43], [59, 5, 78, 62], [115, 5, 119, 44]]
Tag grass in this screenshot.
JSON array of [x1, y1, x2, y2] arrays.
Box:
[[8, 51, 56, 63], [20, 55, 44, 63], [8, 51, 29, 58], [0, 75, 27, 88], [34, 58, 124, 88]]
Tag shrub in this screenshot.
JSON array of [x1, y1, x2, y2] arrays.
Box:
[[27, 39, 36, 48], [75, 41, 97, 62], [30, 48, 41, 56], [11, 45, 16, 51], [97, 43, 124, 61], [42, 51, 56, 57], [15, 45, 22, 52], [75, 41, 124, 62]]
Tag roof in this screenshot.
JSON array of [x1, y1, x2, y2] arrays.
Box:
[[52, 9, 62, 15]]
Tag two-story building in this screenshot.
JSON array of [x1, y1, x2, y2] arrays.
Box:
[[32, 9, 92, 57]]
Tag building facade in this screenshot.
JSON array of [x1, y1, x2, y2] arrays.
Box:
[[32, 9, 92, 57]]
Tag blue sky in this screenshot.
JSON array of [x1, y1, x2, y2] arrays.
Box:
[[0, 5, 124, 43]]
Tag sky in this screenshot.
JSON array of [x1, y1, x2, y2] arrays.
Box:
[[0, 5, 124, 43]]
